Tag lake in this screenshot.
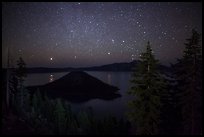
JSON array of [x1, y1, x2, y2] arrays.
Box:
[[24, 71, 134, 120]]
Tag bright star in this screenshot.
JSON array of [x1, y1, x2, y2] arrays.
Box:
[[112, 39, 115, 43]]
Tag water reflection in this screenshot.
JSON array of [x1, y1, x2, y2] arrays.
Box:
[[49, 74, 54, 82], [25, 71, 133, 120]]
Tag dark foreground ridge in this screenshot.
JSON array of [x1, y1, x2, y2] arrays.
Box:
[[27, 71, 121, 103]]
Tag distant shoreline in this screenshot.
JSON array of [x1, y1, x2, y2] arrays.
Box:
[[2, 60, 171, 74]]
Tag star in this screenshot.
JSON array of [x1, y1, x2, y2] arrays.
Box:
[[2, 2, 202, 68], [112, 39, 115, 43]]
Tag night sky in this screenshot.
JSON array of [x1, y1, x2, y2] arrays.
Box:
[[2, 2, 202, 68]]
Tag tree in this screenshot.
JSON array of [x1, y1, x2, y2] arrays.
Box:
[[12, 57, 27, 112], [5, 46, 12, 111], [159, 76, 182, 135], [173, 29, 202, 135], [31, 89, 43, 115], [63, 102, 78, 134], [9, 70, 18, 110], [41, 93, 54, 122], [53, 99, 66, 134], [16, 57, 27, 88], [9, 57, 28, 115], [127, 41, 166, 135]]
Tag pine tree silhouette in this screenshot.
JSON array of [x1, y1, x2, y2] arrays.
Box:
[[127, 41, 166, 135]]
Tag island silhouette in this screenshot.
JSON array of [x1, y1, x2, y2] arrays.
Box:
[[27, 71, 121, 103]]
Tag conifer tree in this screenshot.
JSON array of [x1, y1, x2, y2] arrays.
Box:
[[53, 99, 66, 134], [16, 57, 27, 88], [32, 91, 38, 113], [13, 57, 27, 114], [9, 71, 18, 109], [173, 29, 202, 134], [63, 101, 78, 134], [42, 93, 53, 121], [11, 57, 28, 115], [127, 41, 166, 135]]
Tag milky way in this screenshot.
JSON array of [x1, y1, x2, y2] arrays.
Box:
[[2, 2, 202, 67]]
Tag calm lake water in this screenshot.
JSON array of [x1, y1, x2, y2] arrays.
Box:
[[24, 71, 134, 120]]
